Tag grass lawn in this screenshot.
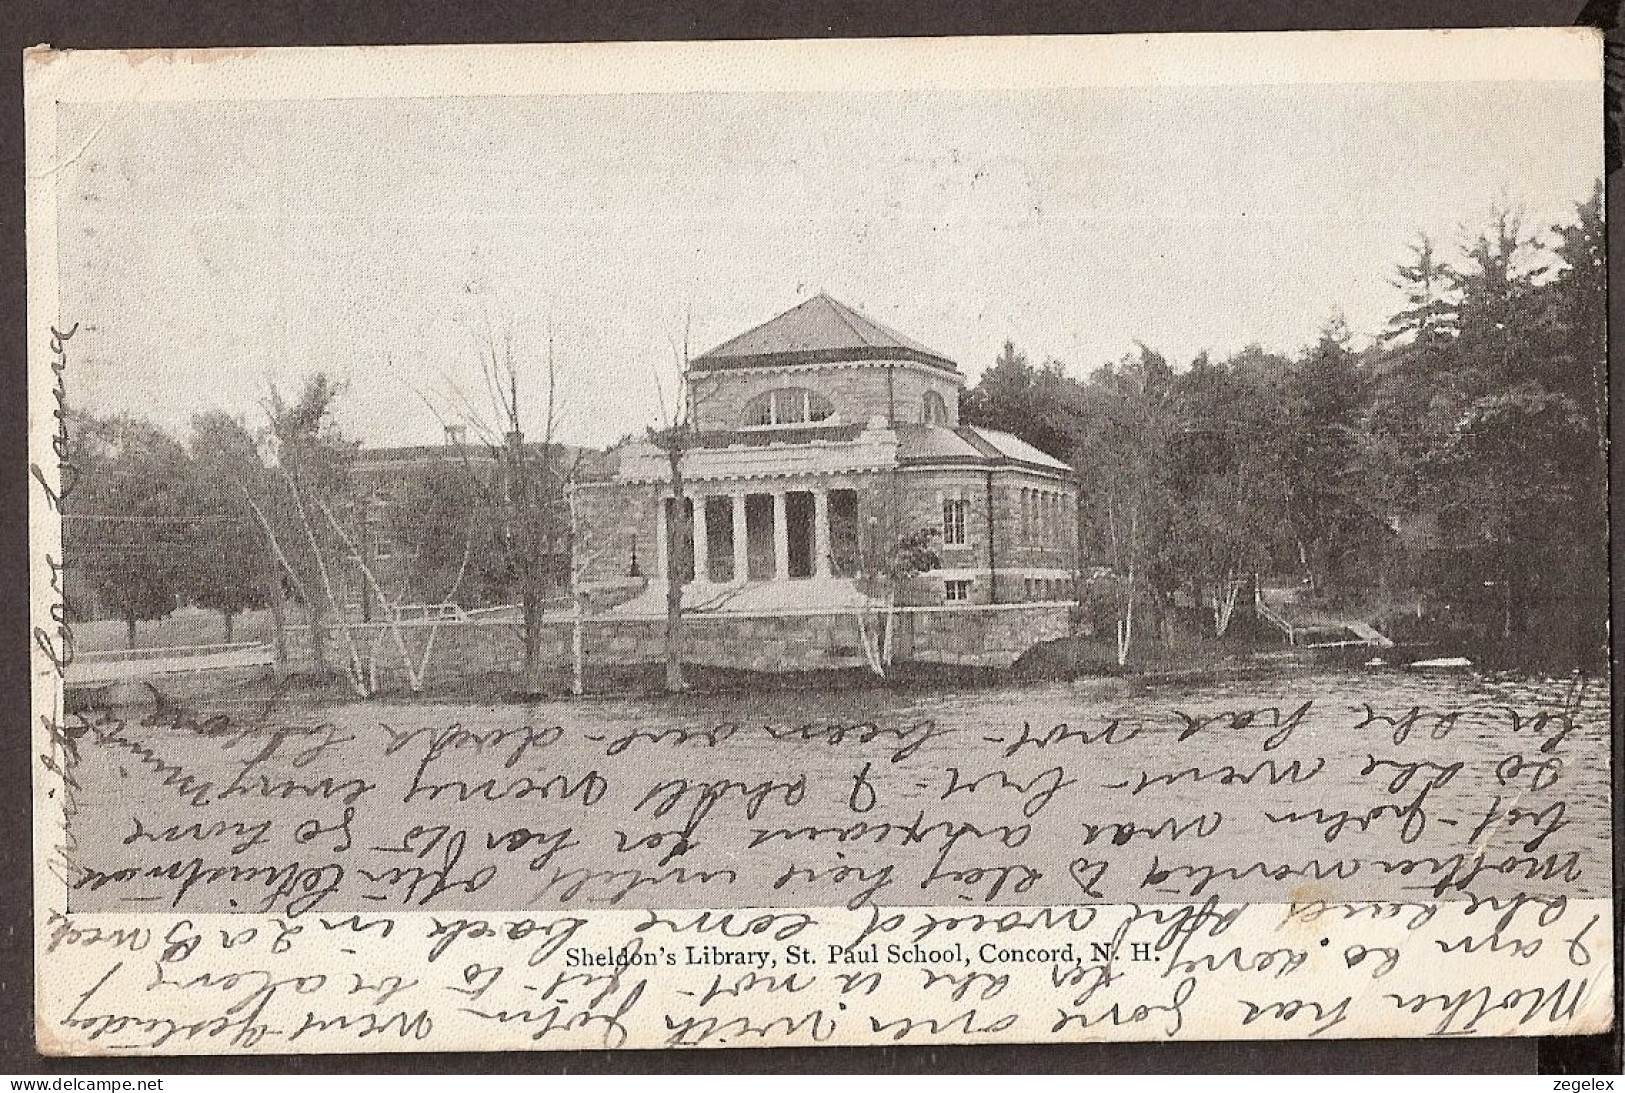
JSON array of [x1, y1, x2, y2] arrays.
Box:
[[73, 606, 277, 653]]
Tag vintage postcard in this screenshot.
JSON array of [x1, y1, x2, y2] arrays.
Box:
[[26, 31, 1614, 1055]]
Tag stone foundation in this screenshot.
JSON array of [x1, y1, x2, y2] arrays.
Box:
[[286, 602, 1073, 687]]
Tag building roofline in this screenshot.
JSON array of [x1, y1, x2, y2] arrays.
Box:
[[692, 293, 962, 376], [689, 344, 962, 376], [895, 454, 1072, 477]]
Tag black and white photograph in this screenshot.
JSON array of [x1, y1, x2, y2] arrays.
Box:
[[25, 31, 1615, 1055]]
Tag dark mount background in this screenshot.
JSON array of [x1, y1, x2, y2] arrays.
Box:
[[1, 0, 1620, 1077]]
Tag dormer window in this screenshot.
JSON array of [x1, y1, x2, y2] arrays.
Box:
[[743, 388, 835, 428], [923, 390, 950, 425]]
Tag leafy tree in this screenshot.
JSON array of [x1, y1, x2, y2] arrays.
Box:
[[428, 324, 589, 693], [951, 184, 1607, 669], [255, 374, 365, 688], [1164, 352, 1291, 633], [66, 416, 192, 647], [388, 462, 510, 608], [1076, 344, 1181, 659], [184, 412, 270, 643]]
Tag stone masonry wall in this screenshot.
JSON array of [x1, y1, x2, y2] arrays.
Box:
[[893, 603, 1075, 667], [696, 361, 961, 430], [890, 467, 1077, 605], [286, 602, 1074, 686], [991, 468, 1079, 581]]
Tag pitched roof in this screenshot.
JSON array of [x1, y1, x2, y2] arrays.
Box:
[[962, 427, 1072, 472], [691, 293, 961, 375], [895, 424, 1072, 474]]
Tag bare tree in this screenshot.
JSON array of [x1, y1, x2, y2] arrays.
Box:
[[643, 310, 727, 693], [422, 320, 581, 695], [254, 376, 374, 696], [851, 470, 940, 676], [645, 318, 695, 694]]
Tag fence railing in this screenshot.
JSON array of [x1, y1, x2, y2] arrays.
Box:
[[77, 641, 271, 663], [68, 642, 276, 686]]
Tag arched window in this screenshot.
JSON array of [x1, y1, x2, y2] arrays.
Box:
[[922, 389, 950, 425], [742, 388, 835, 428]]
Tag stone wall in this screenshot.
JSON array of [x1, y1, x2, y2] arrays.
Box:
[[893, 603, 1074, 667], [285, 617, 543, 689], [993, 469, 1078, 576], [696, 360, 961, 430], [286, 602, 1074, 686], [889, 467, 1077, 605]]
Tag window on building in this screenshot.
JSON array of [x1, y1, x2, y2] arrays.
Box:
[[743, 388, 835, 428], [942, 498, 969, 546], [944, 579, 972, 602], [922, 390, 949, 425]]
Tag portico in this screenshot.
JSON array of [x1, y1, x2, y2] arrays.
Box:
[[656, 484, 859, 586]]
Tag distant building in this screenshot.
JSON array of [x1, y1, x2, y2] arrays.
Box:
[[572, 294, 1078, 612], [345, 429, 579, 609]]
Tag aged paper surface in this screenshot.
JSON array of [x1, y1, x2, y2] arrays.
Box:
[[27, 31, 1613, 1055]]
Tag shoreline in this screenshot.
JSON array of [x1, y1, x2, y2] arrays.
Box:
[[68, 636, 1605, 712]]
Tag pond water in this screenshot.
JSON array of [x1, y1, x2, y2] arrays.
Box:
[[61, 666, 1611, 914]]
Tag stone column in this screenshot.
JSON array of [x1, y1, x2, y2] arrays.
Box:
[[654, 495, 668, 581], [691, 495, 708, 583], [772, 491, 789, 580], [732, 493, 749, 583], [813, 489, 831, 577]]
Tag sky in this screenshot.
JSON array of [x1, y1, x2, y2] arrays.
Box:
[[54, 73, 1601, 450]]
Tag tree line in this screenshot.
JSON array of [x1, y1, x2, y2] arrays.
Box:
[[960, 183, 1607, 669], [63, 357, 575, 694], [64, 183, 1607, 681]]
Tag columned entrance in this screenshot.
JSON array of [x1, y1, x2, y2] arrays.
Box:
[[703, 496, 734, 582], [745, 494, 775, 579], [785, 491, 815, 578], [658, 485, 859, 583]]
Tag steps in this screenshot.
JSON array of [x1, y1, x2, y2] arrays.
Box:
[[1255, 585, 1392, 648], [1343, 620, 1395, 648]]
